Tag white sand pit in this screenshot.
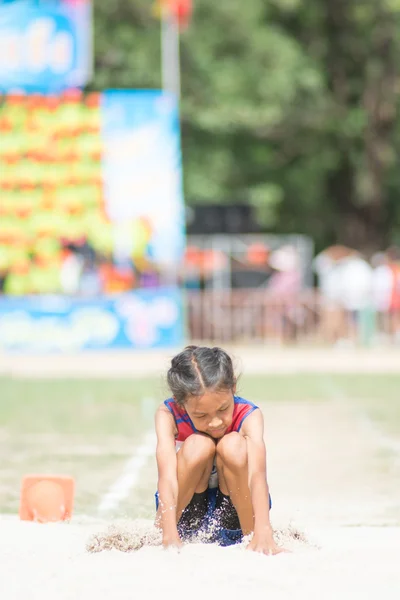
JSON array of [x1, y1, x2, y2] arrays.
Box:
[[2, 354, 400, 598], [2, 516, 400, 600], [2, 394, 400, 599]]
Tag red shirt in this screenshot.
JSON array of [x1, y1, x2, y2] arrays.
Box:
[[164, 395, 259, 442]]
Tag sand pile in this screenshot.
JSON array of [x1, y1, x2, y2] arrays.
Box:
[[86, 519, 162, 552], [86, 518, 311, 554]]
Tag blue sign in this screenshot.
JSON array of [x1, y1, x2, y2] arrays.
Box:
[[0, 0, 92, 92], [0, 288, 185, 352], [101, 90, 186, 267]]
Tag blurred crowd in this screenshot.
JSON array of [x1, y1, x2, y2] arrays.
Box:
[[0, 236, 162, 296], [0, 239, 301, 296], [2, 230, 400, 347], [314, 245, 400, 344]]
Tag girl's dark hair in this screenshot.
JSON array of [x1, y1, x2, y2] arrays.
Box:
[[167, 346, 236, 406]]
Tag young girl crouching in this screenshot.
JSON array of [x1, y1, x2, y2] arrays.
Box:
[[155, 345, 284, 555]]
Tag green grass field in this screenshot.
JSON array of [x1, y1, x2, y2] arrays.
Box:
[[1, 373, 400, 519]]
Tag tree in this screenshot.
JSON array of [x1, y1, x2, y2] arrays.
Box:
[[286, 0, 400, 252], [91, 0, 400, 252]]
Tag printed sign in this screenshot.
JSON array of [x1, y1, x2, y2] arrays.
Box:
[[0, 0, 92, 92], [101, 90, 186, 266], [0, 288, 185, 352]]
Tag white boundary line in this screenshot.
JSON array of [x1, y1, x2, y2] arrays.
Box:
[[98, 429, 157, 514]]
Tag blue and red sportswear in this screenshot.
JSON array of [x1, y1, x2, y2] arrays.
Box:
[[156, 395, 271, 546], [164, 395, 259, 445]]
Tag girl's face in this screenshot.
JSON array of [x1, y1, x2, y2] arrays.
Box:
[[184, 388, 235, 439]]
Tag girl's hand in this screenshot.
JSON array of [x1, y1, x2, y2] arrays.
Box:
[[162, 532, 183, 550], [246, 535, 288, 556]]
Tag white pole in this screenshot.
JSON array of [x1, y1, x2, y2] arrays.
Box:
[[160, 7, 182, 288], [161, 10, 181, 102]]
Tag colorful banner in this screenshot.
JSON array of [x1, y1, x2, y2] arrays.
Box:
[[0, 288, 184, 352], [0, 0, 92, 92], [101, 90, 185, 267], [0, 90, 185, 296], [0, 91, 105, 295]]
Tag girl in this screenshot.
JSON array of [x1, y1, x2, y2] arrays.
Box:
[[155, 345, 284, 555]]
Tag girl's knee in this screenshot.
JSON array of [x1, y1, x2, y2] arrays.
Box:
[[217, 432, 247, 468], [181, 434, 216, 465]]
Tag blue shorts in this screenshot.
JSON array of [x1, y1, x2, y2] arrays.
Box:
[[155, 488, 272, 547]]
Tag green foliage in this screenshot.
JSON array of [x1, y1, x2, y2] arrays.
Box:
[[91, 0, 400, 251]]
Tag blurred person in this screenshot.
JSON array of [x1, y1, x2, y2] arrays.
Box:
[[182, 246, 202, 290], [69, 238, 104, 296], [60, 248, 84, 295], [0, 268, 8, 294], [202, 249, 229, 290], [155, 345, 285, 555], [386, 246, 400, 342], [313, 245, 374, 345], [267, 246, 302, 342], [313, 246, 349, 344], [371, 252, 392, 313], [338, 252, 373, 344], [79, 257, 102, 296], [371, 252, 392, 342], [70, 236, 97, 265], [268, 245, 301, 295]]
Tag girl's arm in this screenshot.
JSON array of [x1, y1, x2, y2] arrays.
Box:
[[241, 409, 285, 554], [155, 405, 182, 547]]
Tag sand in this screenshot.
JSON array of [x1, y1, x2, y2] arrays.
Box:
[[3, 396, 400, 599], [2, 347, 400, 599], [2, 516, 399, 600]]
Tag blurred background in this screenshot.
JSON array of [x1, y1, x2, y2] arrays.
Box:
[[1, 2, 400, 546], [1, 0, 400, 352]]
